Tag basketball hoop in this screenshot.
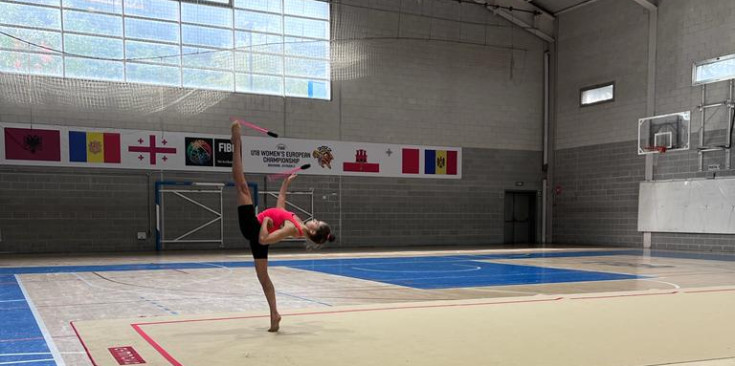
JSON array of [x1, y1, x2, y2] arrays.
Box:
[[643, 146, 668, 154]]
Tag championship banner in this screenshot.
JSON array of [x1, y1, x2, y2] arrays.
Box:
[[0, 123, 462, 179]]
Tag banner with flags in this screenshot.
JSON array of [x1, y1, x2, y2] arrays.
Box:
[[0, 123, 461, 179]]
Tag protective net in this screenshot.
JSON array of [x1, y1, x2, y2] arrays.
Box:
[[0, 0, 522, 116]]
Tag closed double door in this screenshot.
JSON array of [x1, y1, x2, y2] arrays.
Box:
[[504, 191, 536, 244]]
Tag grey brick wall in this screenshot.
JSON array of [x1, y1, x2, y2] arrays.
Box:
[[555, 0, 648, 150], [553, 141, 644, 247], [0, 0, 547, 253], [0, 148, 541, 253], [553, 0, 735, 253]]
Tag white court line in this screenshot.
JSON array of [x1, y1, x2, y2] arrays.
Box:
[[15, 275, 65, 366], [0, 300, 25, 303], [351, 264, 482, 273], [0, 359, 55, 365], [0, 353, 51, 357], [640, 278, 681, 289]]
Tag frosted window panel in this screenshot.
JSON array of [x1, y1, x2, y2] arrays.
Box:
[[126, 63, 180, 86], [181, 3, 232, 28], [0, 3, 61, 29], [581, 84, 614, 105], [182, 68, 234, 91], [285, 77, 328, 99], [236, 73, 283, 95], [126, 40, 180, 65], [125, 18, 180, 43], [234, 52, 282, 75], [64, 10, 122, 37], [65, 56, 123, 81], [64, 34, 123, 59], [284, 37, 329, 59], [695, 57, 735, 85], [284, 16, 329, 39], [285, 57, 328, 78], [124, 0, 178, 21], [182, 46, 234, 70], [182, 24, 233, 48], [11, 0, 59, 7], [63, 0, 122, 14], [0, 50, 62, 76], [0, 26, 62, 52], [234, 10, 282, 33], [233, 0, 282, 14], [284, 0, 328, 20], [235, 31, 283, 54]]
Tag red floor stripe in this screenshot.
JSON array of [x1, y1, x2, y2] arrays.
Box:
[[131, 324, 183, 366], [70, 321, 98, 366]]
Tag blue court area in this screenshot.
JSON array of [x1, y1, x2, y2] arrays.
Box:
[[280, 256, 642, 289], [0, 275, 55, 366]]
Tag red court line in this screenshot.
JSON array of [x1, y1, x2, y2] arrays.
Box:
[[70, 321, 98, 366], [132, 297, 564, 327], [685, 288, 735, 294], [131, 297, 564, 366], [131, 324, 182, 366]]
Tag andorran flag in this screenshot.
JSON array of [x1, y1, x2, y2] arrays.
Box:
[[4, 127, 61, 161], [424, 149, 457, 175], [69, 131, 121, 163]]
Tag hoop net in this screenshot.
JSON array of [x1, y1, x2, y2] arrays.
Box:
[[642, 146, 668, 154]]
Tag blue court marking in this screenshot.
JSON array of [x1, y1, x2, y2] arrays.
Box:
[[0, 275, 55, 366], [276, 256, 644, 289], [0, 249, 732, 276]]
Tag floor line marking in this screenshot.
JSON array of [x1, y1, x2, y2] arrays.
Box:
[[15, 275, 65, 366], [0, 359, 55, 365], [639, 278, 681, 289], [69, 322, 96, 366]]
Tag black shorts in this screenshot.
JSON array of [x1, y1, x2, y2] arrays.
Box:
[[238, 205, 269, 259]]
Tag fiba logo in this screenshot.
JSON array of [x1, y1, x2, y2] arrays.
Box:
[[214, 138, 233, 167], [185, 137, 213, 166]]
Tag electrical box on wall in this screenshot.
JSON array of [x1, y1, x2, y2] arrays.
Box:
[[137, 232, 147, 240]]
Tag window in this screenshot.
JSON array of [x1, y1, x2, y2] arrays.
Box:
[[0, 0, 331, 99], [693, 54, 735, 86], [580, 82, 614, 106]]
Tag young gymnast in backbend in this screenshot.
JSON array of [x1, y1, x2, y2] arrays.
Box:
[[230, 121, 334, 332]]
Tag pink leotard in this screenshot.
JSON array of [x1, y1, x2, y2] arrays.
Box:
[[257, 208, 303, 236]]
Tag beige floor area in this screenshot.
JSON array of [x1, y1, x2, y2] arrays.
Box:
[[2, 247, 735, 366], [72, 288, 735, 366]]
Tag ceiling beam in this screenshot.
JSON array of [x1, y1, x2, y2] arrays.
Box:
[[471, 0, 555, 43], [555, 0, 602, 15], [492, 6, 555, 42], [523, 0, 555, 20], [630, 0, 658, 11]]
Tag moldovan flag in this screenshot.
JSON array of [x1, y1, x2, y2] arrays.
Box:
[[69, 131, 121, 163], [4, 127, 61, 161], [402, 148, 419, 174], [424, 149, 457, 175]]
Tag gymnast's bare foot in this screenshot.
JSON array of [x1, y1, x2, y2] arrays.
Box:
[[268, 314, 281, 332], [231, 121, 241, 137]]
